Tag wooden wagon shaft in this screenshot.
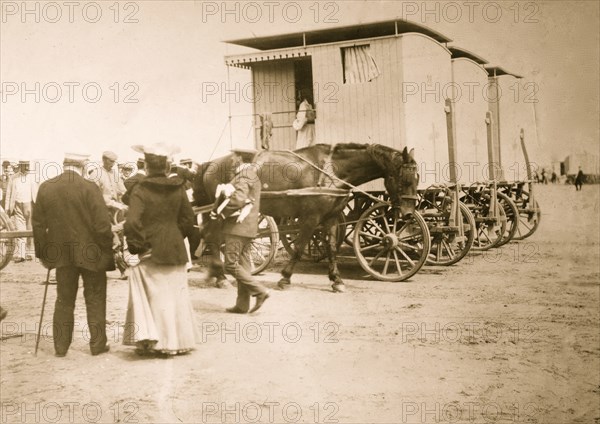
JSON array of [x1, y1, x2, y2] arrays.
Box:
[[0, 230, 33, 239]]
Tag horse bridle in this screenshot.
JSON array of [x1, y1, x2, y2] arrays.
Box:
[[399, 162, 420, 202]]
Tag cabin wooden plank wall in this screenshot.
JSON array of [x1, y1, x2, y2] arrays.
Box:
[[251, 61, 296, 151], [309, 37, 405, 148], [400, 34, 452, 188], [245, 34, 454, 190], [488, 75, 537, 181], [451, 58, 489, 184]]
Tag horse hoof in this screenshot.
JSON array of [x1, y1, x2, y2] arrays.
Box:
[[277, 280, 291, 290], [332, 283, 346, 293]]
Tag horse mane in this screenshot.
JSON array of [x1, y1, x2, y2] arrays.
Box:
[[295, 143, 411, 176]]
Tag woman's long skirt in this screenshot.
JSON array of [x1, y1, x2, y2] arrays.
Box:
[[123, 260, 197, 355]]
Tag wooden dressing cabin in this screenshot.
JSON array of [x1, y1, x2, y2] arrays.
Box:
[[485, 66, 537, 182], [224, 20, 456, 189], [447, 46, 491, 185]]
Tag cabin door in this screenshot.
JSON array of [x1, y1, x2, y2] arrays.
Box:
[[252, 61, 296, 151]]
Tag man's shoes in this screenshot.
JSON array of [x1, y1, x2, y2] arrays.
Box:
[[0, 307, 7, 322], [249, 291, 270, 313], [13, 257, 25, 263], [55, 352, 67, 358], [225, 306, 247, 314], [91, 344, 110, 356]]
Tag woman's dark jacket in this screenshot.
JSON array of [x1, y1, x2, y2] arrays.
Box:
[[124, 175, 195, 265]]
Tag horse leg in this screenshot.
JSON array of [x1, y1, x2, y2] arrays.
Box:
[[278, 217, 318, 290], [324, 217, 345, 293]]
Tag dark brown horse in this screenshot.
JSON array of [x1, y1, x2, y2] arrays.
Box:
[[187, 143, 419, 292]]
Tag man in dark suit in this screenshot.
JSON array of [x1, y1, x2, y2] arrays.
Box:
[[218, 159, 270, 314], [32, 153, 115, 357], [122, 158, 145, 205]]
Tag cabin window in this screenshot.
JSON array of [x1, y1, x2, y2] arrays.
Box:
[[341, 45, 381, 84]]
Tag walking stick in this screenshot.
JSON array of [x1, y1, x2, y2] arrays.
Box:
[[35, 268, 52, 356]]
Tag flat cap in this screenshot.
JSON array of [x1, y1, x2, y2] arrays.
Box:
[[18, 160, 30, 165], [102, 151, 118, 161]]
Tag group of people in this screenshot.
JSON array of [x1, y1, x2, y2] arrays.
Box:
[[534, 167, 585, 190], [26, 143, 269, 358]]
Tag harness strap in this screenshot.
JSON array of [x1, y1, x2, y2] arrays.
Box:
[[316, 144, 336, 187], [286, 149, 390, 206]]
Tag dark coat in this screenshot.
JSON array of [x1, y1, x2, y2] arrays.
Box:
[[32, 170, 115, 272], [122, 172, 146, 205], [220, 167, 261, 238], [124, 176, 195, 265]]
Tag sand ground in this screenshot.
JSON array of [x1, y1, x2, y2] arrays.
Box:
[[1, 184, 599, 424]]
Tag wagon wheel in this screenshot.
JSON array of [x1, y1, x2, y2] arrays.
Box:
[[342, 195, 377, 246], [470, 193, 507, 251], [495, 191, 519, 247], [353, 203, 430, 282], [426, 202, 476, 266], [0, 209, 17, 271], [280, 214, 345, 262], [512, 191, 541, 240], [242, 214, 279, 275]]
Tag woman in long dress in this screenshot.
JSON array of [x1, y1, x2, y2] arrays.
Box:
[[292, 91, 316, 149], [122, 143, 197, 356]]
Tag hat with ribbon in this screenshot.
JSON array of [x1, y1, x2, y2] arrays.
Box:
[[64, 153, 90, 166], [132, 142, 181, 160]]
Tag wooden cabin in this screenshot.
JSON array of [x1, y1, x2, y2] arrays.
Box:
[[224, 20, 455, 188], [485, 66, 537, 182], [447, 47, 490, 185]]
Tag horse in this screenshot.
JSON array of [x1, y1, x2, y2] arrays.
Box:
[[186, 143, 419, 293]]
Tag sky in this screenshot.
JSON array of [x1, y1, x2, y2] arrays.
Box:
[[1, 0, 598, 167]]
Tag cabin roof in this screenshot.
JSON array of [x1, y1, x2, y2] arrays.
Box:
[[224, 19, 452, 50], [485, 66, 523, 78], [448, 46, 488, 65]]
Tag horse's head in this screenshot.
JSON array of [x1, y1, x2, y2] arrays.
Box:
[[384, 147, 419, 218]]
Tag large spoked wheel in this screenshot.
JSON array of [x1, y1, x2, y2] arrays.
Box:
[[426, 203, 476, 266], [342, 195, 378, 246], [353, 203, 430, 282], [513, 192, 541, 240], [0, 209, 16, 271], [471, 200, 507, 251], [280, 214, 345, 262], [243, 215, 279, 275], [495, 192, 519, 247]]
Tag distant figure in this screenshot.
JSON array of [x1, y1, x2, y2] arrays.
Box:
[[575, 167, 585, 191], [551, 171, 557, 184], [5, 160, 39, 262], [540, 169, 548, 184], [1, 160, 14, 210], [293, 89, 316, 149], [122, 158, 146, 205]]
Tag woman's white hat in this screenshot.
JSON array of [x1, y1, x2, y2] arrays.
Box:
[[132, 142, 181, 159]]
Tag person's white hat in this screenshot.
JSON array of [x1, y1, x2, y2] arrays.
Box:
[[132, 142, 181, 159], [64, 152, 90, 166]]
